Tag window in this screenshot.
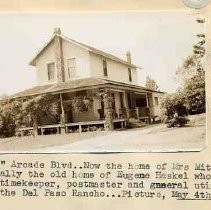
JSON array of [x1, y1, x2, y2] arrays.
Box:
[[67, 58, 76, 78], [47, 62, 55, 81], [154, 97, 159, 106], [103, 59, 108, 76], [128, 68, 132, 82]]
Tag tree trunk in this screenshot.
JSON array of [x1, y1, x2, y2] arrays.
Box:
[[60, 93, 66, 134], [32, 115, 38, 137], [103, 90, 114, 131]]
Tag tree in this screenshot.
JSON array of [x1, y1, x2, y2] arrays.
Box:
[[145, 76, 159, 91], [102, 89, 114, 131], [21, 95, 59, 136], [181, 18, 205, 114], [72, 96, 93, 113], [176, 18, 205, 80], [0, 100, 22, 138], [160, 91, 187, 120], [161, 18, 206, 118], [183, 71, 205, 114], [0, 94, 59, 138]]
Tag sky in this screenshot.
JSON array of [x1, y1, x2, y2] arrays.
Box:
[[0, 11, 204, 95]]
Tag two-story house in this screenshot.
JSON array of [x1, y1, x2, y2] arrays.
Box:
[[11, 28, 164, 134]]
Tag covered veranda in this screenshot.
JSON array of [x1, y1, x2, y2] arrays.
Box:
[[10, 78, 157, 136]]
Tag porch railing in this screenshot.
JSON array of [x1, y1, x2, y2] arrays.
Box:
[[119, 107, 151, 120], [137, 107, 150, 118]]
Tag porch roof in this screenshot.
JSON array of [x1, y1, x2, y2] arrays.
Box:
[[9, 78, 164, 99]]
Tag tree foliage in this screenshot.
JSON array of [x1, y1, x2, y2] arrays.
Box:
[[0, 100, 22, 137], [72, 96, 93, 113], [161, 92, 187, 119], [161, 18, 206, 118], [183, 71, 205, 114], [145, 76, 159, 91], [0, 94, 59, 138]]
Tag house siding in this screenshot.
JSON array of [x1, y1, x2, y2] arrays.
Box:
[[34, 39, 91, 85], [72, 110, 97, 122], [62, 39, 91, 81], [35, 41, 57, 85], [71, 97, 100, 122], [89, 52, 138, 84], [34, 37, 139, 87], [150, 92, 164, 117]]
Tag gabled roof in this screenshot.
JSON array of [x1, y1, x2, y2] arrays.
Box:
[[29, 34, 138, 68], [8, 78, 164, 100]]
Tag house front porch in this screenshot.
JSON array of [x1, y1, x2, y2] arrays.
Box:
[[17, 118, 126, 137], [12, 78, 162, 136]]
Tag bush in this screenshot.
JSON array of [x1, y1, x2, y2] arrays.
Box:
[[160, 92, 187, 119], [0, 100, 22, 138], [161, 70, 205, 119], [183, 72, 205, 114], [0, 95, 59, 138]]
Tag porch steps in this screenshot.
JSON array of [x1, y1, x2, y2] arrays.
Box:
[[128, 118, 148, 128]]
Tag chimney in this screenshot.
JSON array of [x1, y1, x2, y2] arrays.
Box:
[[54, 27, 61, 35], [54, 27, 65, 82], [126, 51, 131, 64]]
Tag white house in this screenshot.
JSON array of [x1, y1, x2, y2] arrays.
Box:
[[11, 28, 164, 135], [30, 28, 138, 86]]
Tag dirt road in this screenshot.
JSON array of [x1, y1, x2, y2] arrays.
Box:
[[34, 114, 206, 153], [0, 114, 206, 153]]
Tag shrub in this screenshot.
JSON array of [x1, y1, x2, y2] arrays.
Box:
[[183, 72, 205, 114], [160, 92, 187, 119], [0, 94, 59, 138], [0, 100, 22, 138]]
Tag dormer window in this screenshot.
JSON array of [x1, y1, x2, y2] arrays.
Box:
[[128, 68, 132, 82], [47, 62, 55, 81], [67, 58, 76, 78], [103, 59, 108, 77]]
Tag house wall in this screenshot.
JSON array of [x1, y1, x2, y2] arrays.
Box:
[[62, 39, 91, 81], [114, 92, 121, 117], [71, 91, 124, 122], [89, 52, 138, 84], [35, 41, 57, 85], [35, 39, 91, 85], [71, 109, 97, 122], [71, 97, 100, 122], [150, 92, 165, 117], [34, 38, 139, 87]]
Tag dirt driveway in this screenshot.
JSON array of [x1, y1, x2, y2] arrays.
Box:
[[0, 114, 206, 153], [34, 114, 206, 153]]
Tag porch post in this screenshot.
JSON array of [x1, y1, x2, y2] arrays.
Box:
[[135, 107, 140, 120], [146, 93, 152, 124], [32, 115, 38, 137], [103, 89, 114, 131], [123, 91, 130, 120], [146, 93, 149, 107], [60, 93, 66, 134]]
